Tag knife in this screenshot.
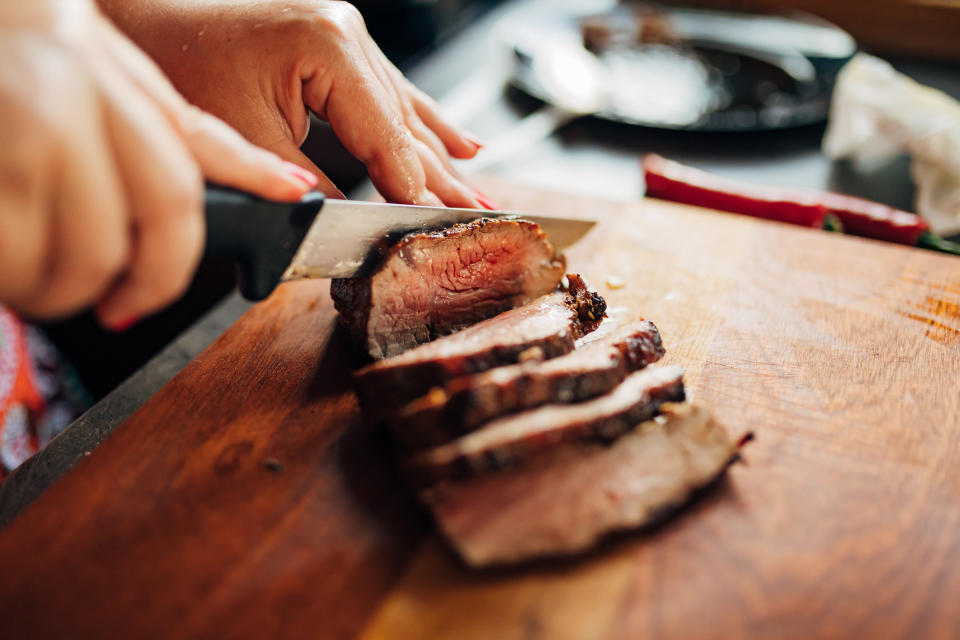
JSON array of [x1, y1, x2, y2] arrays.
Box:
[[204, 185, 595, 301]]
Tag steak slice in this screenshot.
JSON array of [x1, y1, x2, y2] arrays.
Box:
[[423, 404, 743, 567], [332, 218, 566, 359], [354, 274, 607, 415], [392, 321, 666, 450], [408, 365, 685, 484]]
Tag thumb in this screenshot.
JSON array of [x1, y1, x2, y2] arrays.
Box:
[[236, 118, 346, 200], [260, 144, 345, 200], [175, 106, 326, 202]]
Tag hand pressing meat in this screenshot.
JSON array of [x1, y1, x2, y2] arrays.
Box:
[[96, 0, 485, 208], [0, 0, 315, 328]]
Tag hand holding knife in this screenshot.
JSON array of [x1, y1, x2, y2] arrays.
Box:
[[204, 186, 595, 300]]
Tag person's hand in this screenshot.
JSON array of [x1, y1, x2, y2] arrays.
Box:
[[0, 0, 318, 328], [98, 0, 486, 208]]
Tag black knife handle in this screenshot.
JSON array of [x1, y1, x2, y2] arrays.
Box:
[[204, 184, 325, 300]]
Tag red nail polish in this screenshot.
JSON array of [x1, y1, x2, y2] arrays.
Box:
[[474, 190, 500, 211], [282, 161, 319, 188], [109, 316, 140, 332], [464, 131, 485, 149]]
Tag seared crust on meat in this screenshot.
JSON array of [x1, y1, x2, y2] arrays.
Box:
[[565, 273, 606, 335], [332, 218, 566, 360], [406, 365, 685, 485], [354, 274, 607, 416], [423, 404, 742, 568], [391, 321, 665, 450]]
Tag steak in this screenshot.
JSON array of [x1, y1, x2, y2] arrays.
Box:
[[422, 404, 742, 567], [332, 218, 566, 359], [391, 321, 666, 450], [408, 365, 685, 484], [354, 274, 607, 415]]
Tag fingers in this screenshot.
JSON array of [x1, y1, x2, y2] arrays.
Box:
[[91, 66, 206, 329], [28, 97, 129, 318], [357, 29, 480, 161], [303, 39, 440, 206], [412, 139, 481, 209], [302, 19, 478, 208], [176, 106, 320, 202], [358, 44, 481, 209], [99, 17, 318, 203], [407, 83, 482, 160], [235, 122, 346, 200], [0, 64, 54, 306], [0, 45, 128, 319], [274, 147, 345, 200]]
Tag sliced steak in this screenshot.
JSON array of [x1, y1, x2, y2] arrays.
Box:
[[354, 274, 607, 415], [423, 404, 743, 567], [408, 365, 685, 484], [332, 218, 566, 359], [392, 321, 665, 450]]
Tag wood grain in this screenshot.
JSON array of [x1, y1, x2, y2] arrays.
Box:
[[669, 0, 960, 62], [0, 179, 959, 639]]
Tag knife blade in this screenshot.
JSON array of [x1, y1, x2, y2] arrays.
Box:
[[204, 185, 595, 301]]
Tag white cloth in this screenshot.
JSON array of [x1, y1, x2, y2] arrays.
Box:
[[822, 54, 960, 236]]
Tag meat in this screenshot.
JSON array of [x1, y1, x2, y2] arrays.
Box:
[[391, 321, 665, 450], [422, 404, 741, 567], [334, 216, 745, 568], [408, 365, 685, 484], [354, 274, 607, 414], [332, 218, 566, 359]]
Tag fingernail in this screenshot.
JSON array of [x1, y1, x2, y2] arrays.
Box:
[[108, 316, 140, 332], [281, 161, 319, 188], [463, 131, 484, 150], [420, 190, 444, 207], [474, 189, 499, 211]]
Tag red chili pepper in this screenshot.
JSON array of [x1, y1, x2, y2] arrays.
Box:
[[642, 154, 933, 246], [643, 154, 827, 229], [814, 192, 929, 245]]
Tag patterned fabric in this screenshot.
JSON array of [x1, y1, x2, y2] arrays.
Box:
[[0, 306, 88, 479]]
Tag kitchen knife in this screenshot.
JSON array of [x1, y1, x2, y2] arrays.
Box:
[[204, 185, 595, 301]]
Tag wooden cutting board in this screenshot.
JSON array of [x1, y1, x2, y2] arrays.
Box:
[[1, 179, 959, 639]]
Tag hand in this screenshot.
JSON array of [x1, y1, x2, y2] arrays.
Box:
[[0, 0, 317, 328], [98, 0, 485, 208]]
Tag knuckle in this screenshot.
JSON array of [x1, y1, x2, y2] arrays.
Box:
[[174, 104, 207, 141], [162, 168, 204, 220], [137, 259, 191, 313], [329, 2, 364, 26], [310, 2, 364, 40], [150, 273, 189, 308], [151, 219, 204, 307], [77, 238, 129, 292]]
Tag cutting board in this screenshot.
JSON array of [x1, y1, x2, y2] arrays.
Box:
[[1, 179, 959, 639]]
